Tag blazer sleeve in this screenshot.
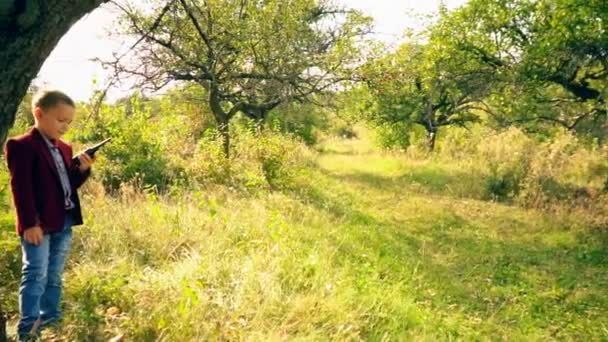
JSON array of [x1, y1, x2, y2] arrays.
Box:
[[5, 139, 40, 230], [66, 144, 91, 189]]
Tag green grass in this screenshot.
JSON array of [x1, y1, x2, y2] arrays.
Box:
[[2, 134, 608, 340]]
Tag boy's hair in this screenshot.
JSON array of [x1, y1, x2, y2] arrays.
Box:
[[31, 90, 75, 111]]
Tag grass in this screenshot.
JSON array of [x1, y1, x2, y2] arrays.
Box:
[[1, 132, 608, 340]]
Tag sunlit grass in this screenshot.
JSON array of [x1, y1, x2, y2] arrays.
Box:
[[1, 132, 607, 340]]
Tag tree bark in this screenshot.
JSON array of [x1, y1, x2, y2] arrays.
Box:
[[547, 75, 601, 101], [208, 84, 232, 157], [427, 130, 437, 151], [218, 119, 230, 158], [0, 0, 108, 144], [424, 96, 438, 151], [0, 302, 5, 342]]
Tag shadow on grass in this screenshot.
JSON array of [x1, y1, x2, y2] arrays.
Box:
[[290, 180, 422, 261], [314, 147, 362, 156], [290, 172, 608, 338], [416, 225, 608, 331], [321, 166, 487, 201]]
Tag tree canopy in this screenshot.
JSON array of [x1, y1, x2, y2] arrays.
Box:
[[109, 0, 372, 155], [359, 0, 608, 149]]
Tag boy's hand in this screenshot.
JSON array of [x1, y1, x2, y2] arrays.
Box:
[[77, 153, 95, 173], [24, 226, 43, 246]]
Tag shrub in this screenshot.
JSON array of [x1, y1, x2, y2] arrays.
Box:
[[185, 125, 313, 191], [373, 122, 413, 150], [422, 125, 608, 207], [69, 96, 178, 192], [185, 130, 234, 186], [238, 129, 313, 190], [477, 127, 536, 200], [516, 131, 607, 208], [265, 103, 329, 145]]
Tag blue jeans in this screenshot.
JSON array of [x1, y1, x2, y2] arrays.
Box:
[[17, 214, 73, 337]]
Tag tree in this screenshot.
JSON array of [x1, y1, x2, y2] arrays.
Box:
[[108, 0, 371, 156], [362, 26, 496, 150], [0, 0, 110, 144], [441, 0, 608, 140]]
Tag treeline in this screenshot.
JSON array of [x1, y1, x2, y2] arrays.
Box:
[[6, 0, 607, 210], [357, 0, 607, 149]]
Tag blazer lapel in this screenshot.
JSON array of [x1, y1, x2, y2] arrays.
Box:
[[31, 128, 61, 182]]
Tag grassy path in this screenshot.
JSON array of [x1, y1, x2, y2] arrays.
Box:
[[308, 137, 608, 340]]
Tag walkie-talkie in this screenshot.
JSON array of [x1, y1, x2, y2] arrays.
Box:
[[72, 138, 112, 166]]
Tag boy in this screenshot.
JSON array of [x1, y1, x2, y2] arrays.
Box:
[[4, 90, 95, 340]]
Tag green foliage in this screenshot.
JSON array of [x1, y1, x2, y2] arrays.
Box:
[[516, 131, 607, 208], [426, 125, 608, 210], [0, 82, 314, 206], [360, 22, 491, 150], [373, 122, 415, 150], [185, 123, 313, 191], [68, 95, 175, 192], [239, 129, 312, 190], [0, 162, 19, 313], [264, 102, 329, 145], [360, 0, 608, 150], [477, 128, 536, 200], [184, 130, 232, 186], [6, 87, 36, 137], [439, 0, 608, 140]]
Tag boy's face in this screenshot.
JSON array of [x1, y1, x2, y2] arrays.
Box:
[[34, 103, 75, 140]]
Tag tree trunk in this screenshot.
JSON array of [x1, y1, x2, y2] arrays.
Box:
[[208, 85, 231, 158], [254, 117, 265, 133], [0, 0, 108, 144], [218, 120, 230, 158], [424, 97, 437, 152], [0, 302, 6, 342], [427, 130, 437, 151]]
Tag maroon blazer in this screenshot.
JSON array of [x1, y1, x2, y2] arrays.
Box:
[[4, 127, 90, 235]]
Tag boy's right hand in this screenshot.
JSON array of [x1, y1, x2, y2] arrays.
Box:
[[23, 226, 43, 246]]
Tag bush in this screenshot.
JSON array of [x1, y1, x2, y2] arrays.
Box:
[[436, 125, 488, 160], [0, 162, 20, 312], [265, 103, 329, 145], [473, 127, 608, 205], [476, 128, 535, 200], [516, 131, 607, 208], [185, 124, 313, 191], [422, 125, 608, 209], [373, 122, 413, 150], [238, 129, 313, 190], [69, 96, 179, 192], [67, 92, 315, 193], [184, 130, 234, 186]]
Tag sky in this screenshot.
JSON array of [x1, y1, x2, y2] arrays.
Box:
[[35, 0, 468, 101]]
